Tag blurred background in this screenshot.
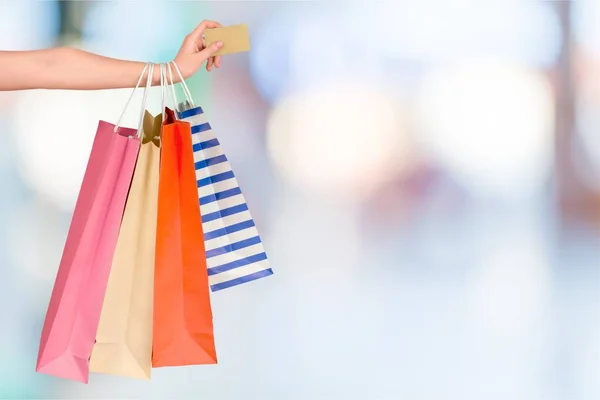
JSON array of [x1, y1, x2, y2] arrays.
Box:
[[0, 0, 599, 399]]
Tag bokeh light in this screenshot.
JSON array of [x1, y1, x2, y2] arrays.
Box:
[[573, 101, 600, 191], [82, 0, 184, 61], [10, 87, 161, 211], [249, 12, 296, 104], [251, 1, 561, 105], [250, 4, 397, 105], [5, 199, 66, 290], [415, 59, 555, 199], [468, 228, 551, 337], [266, 83, 409, 200], [573, 0, 600, 58], [576, 321, 600, 399], [343, 1, 561, 68], [0, 0, 59, 50]]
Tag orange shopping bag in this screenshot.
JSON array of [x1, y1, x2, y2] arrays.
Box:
[[152, 106, 217, 367]]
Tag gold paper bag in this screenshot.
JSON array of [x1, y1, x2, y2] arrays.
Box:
[[89, 111, 162, 379]]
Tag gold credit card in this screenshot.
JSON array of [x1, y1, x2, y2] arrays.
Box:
[[203, 24, 251, 56]]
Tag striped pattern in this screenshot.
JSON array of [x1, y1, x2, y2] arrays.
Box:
[[178, 106, 273, 291]]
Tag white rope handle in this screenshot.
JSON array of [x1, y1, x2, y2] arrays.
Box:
[[164, 64, 178, 116], [166, 63, 178, 109], [160, 63, 166, 115], [160, 63, 172, 117], [170, 61, 195, 108], [114, 63, 149, 132], [159, 62, 182, 121], [135, 62, 154, 138]]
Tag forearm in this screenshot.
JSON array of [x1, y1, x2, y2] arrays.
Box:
[[0, 47, 168, 91]]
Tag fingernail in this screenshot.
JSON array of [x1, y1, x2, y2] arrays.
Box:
[[216, 41, 223, 47]]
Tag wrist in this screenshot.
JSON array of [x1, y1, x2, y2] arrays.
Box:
[[172, 57, 194, 80]]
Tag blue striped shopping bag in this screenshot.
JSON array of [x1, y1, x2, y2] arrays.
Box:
[[178, 103, 273, 291]]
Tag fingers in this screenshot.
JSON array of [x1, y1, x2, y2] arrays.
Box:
[[190, 20, 223, 39], [181, 20, 223, 53], [180, 20, 224, 74], [201, 35, 213, 70], [198, 41, 223, 63], [207, 55, 221, 72]]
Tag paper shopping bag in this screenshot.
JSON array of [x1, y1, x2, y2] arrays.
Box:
[[178, 103, 273, 291], [152, 107, 217, 367], [89, 111, 161, 379], [36, 122, 140, 383]]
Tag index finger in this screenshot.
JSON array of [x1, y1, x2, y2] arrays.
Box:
[[189, 20, 223, 39]]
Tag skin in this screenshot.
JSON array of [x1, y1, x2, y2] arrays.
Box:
[[0, 20, 224, 91]]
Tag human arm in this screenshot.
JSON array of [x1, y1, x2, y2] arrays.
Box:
[[0, 20, 223, 91]]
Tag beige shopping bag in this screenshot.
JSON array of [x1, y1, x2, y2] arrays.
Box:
[[89, 111, 162, 379]]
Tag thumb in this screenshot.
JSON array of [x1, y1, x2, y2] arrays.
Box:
[[198, 41, 223, 60]]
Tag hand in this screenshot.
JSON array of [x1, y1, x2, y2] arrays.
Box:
[[174, 20, 224, 79]]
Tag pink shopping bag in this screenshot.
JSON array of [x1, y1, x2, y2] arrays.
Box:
[[36, 64, 154, 383]]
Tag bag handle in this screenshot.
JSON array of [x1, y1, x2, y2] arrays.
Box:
[[160, 63, 166, 115], [161, 62, 185, 122], [168, 61, 196, 109], [166, 63, 179, 109], [114, 62, 152, 133], [136, 62, 154, 139]]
